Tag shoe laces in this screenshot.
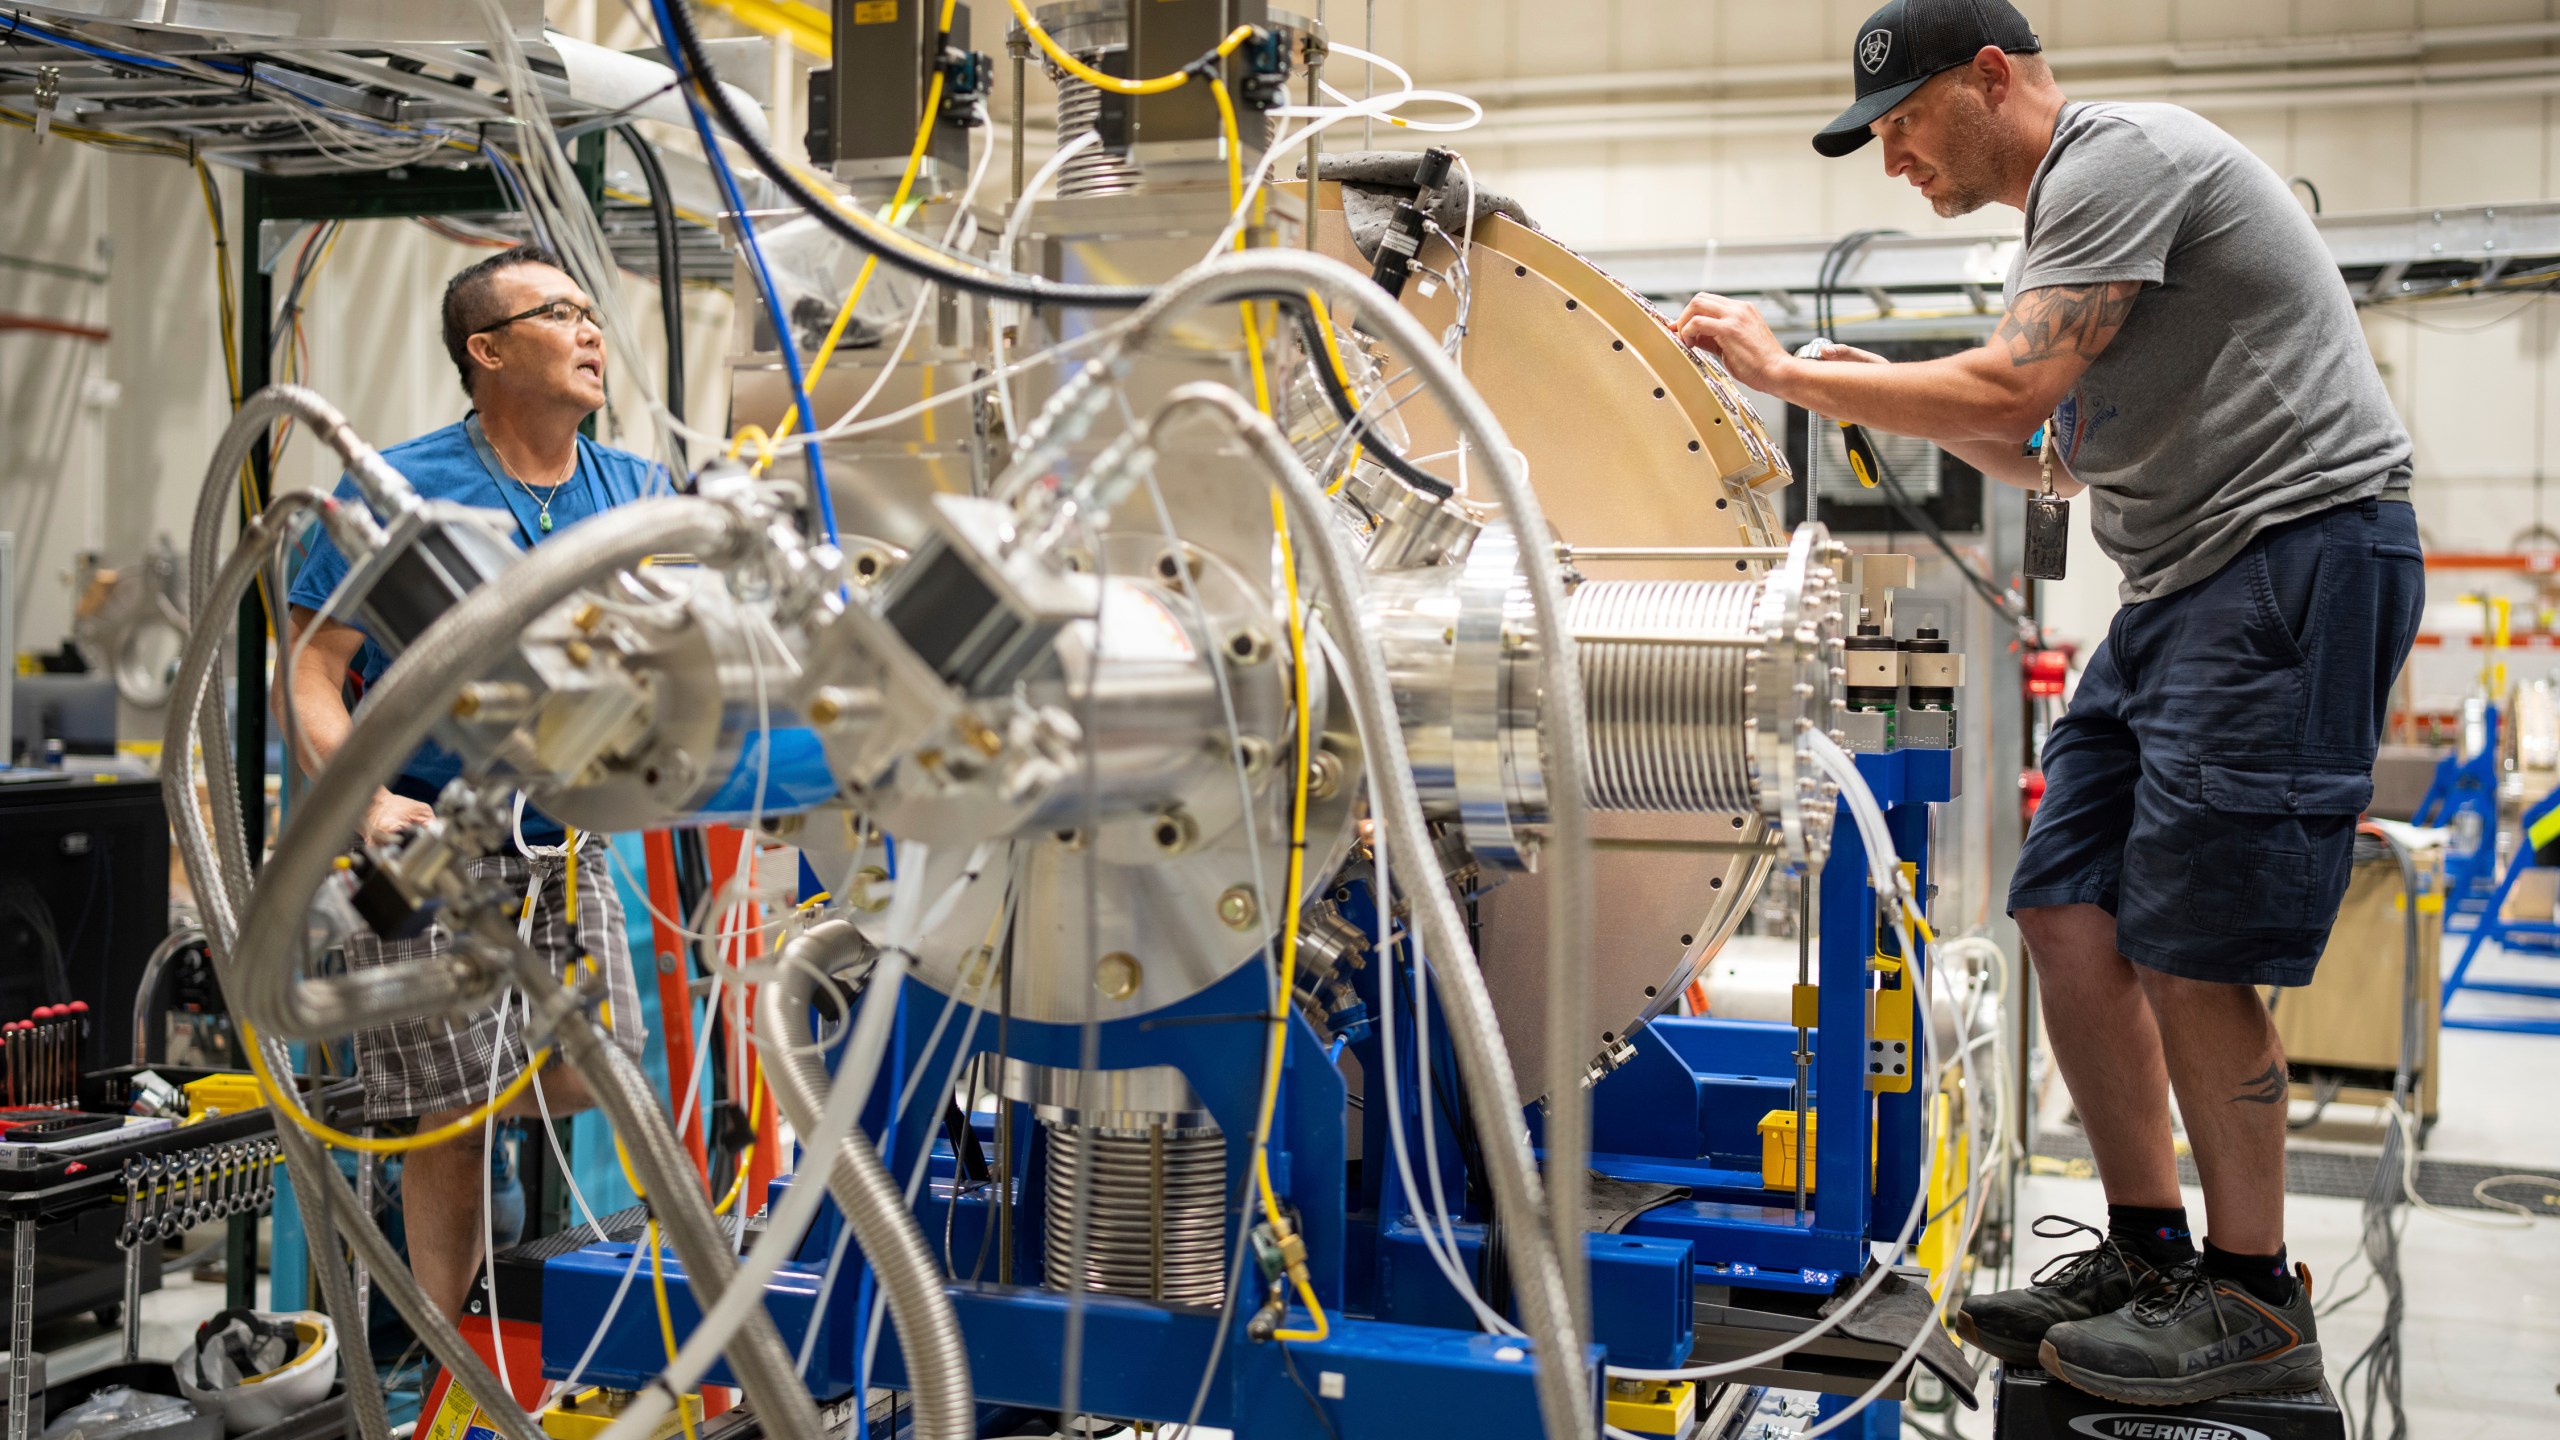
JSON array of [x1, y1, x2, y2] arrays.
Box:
[[2025, 1215, 2130, 1290], [2130, 1261, 2235, 1335]]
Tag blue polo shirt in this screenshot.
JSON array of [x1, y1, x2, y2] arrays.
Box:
[[287, 415, 666, 841]]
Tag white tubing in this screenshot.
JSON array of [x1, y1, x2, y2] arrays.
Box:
[[583, 841, 991, 1440], [992, 129, 1103, 443]]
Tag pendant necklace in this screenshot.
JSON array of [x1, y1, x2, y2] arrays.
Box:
[[510, 451, 578, 533]]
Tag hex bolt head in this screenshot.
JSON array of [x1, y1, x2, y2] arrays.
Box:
[[1095, 951, 1143, 1001], [1217, 886, 1260, 930], [1307, 749, 1346, 802]]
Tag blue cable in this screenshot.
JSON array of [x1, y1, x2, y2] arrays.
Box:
[[647, 0, 838, 546], [6, 16, 206, 72]]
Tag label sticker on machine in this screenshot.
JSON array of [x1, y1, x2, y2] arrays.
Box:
[[1098, 577, 1197, 664], [419, 1377, 501, 1440]]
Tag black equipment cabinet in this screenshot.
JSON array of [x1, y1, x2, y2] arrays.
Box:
[[0, 775, 172, 1328], [0, 777, 169, 1075]]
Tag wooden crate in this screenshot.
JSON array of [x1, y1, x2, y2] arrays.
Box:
[[2270, 851, 2442, 1120]]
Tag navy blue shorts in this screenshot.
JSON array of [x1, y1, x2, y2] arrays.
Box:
[[2006, 497, 2425, 987]]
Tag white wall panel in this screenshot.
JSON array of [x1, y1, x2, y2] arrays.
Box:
[[0, 132, 108, 661], [1613, 0, 1720, 70], [2420, 0, 2551, 23], [1717, 5, 1827, 67], [2040, 0, 2171, 47], [2316, 0, 2426, 34], [2282, 102, 2420, 211], [102, 157, 229, 570], [1513, 0, 1618, 79], [2416, 97, 2552, 206]]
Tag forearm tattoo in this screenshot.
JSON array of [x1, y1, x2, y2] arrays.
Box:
[[2230, 1061, 2288, 1106], [1992, 282, 2140, 367]]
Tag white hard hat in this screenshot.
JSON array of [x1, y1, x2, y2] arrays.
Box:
[[173, 1311, 336, 1436]]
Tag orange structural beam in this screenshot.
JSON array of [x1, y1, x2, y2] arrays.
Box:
[[2413, 632, 2559, 647], [2425, 552, 2560, 572], [642, 830, 708, 1176], [701, 826, 781, 1213]]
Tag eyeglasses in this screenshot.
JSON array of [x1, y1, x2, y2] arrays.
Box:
[[471, 298, 602, 335]]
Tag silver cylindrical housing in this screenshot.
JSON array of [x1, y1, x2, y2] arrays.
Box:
[[1567, 578, 1764, 813], [1052, 76, 1145, 199], [1372, 520, 1846, 868], [1006, 1062, 1228, 1307], [1041, 1123, 1228, 1306]]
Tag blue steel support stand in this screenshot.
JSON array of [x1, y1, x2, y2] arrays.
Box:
[[1585, 748, 1953, 1438], [2440, 782, 2560, 1034], [2414, 705, 2541, 945], [536, 752, 1949, 1436], [542, 957, 1604, 1437]]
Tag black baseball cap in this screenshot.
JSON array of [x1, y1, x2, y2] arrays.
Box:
[[1813, 0, 2041, 157]]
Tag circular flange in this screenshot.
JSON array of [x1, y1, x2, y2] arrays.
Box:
[[1745, 522, 1849, 870]]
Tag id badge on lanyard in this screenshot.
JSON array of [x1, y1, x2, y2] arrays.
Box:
[[2023, 411, 2070, 582]]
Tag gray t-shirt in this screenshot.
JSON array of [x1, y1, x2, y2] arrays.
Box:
[[2009, 101, 2412, 604]]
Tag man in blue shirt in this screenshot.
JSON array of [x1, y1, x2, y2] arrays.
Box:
[[282, 244, 659, 1322]]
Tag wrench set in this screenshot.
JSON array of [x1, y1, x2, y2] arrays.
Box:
[[0, 1004, 88, 1110], [116, 1140, 280, 1248]]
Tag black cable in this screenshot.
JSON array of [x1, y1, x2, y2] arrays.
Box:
[[1275, 1339, 1344, 1440], [1287, 303, 1453, 499], [657, 0, 1155, 310], [1810, 229, 2052, 650], [616, 124, 687, 434]]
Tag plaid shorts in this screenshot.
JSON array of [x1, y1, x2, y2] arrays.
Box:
[[345, 840, 645, 1124]]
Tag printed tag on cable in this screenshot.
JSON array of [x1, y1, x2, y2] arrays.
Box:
[[2023, 492, 2070, 582], [2024, 410, 2070, 582]]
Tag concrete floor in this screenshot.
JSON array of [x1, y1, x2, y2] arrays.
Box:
[[37, 1249, 272, 1391]]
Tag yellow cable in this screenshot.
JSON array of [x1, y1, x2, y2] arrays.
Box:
[[1301, 292, 1372, 494], [740, 0, 957, 472], [646, 1219, 703, 1440], [240, 900, 618, 1155], [1255, 481, 1327, 1344], [711, 1060, 766, 1216], [1324, 444, 1364, 496], [190, 159, 281, 642], [242, 1018, 548, 1155], [1208, 79, 1277, 417], [1230, 74, 1324, 1336], [1304, 292, 1359, 392], [1007, 0, 1256, 96]]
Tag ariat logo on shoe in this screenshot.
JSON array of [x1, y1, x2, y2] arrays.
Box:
[[2180, 1321, 2289, 1374], [2067, 1417, 2272, 1440]]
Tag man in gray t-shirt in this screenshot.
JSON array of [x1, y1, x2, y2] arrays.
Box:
[[1674, 0, 2422, 1409]]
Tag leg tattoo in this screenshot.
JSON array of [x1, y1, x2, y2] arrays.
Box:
[[2229, 1061, 2287, 1106]]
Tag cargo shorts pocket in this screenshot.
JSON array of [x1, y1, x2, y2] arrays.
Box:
[[2185, 756, 2372, 937]]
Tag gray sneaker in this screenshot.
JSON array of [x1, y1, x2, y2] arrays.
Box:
[[2039, 1261, 2324, 1404], [1954, 1217, 2178, 1367]]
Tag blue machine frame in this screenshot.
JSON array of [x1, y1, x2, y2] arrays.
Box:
[[537, 753, 1954, 1437], [2440, 782, 2560, 1035]]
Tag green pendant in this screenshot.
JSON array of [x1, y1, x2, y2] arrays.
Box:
[[539, 512, 553, 532]]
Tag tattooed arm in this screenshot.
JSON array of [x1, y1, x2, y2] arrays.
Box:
[[1674, 280, 2142, 470]]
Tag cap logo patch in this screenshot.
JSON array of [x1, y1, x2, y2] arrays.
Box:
[[1858, 27, 1894, 75]]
